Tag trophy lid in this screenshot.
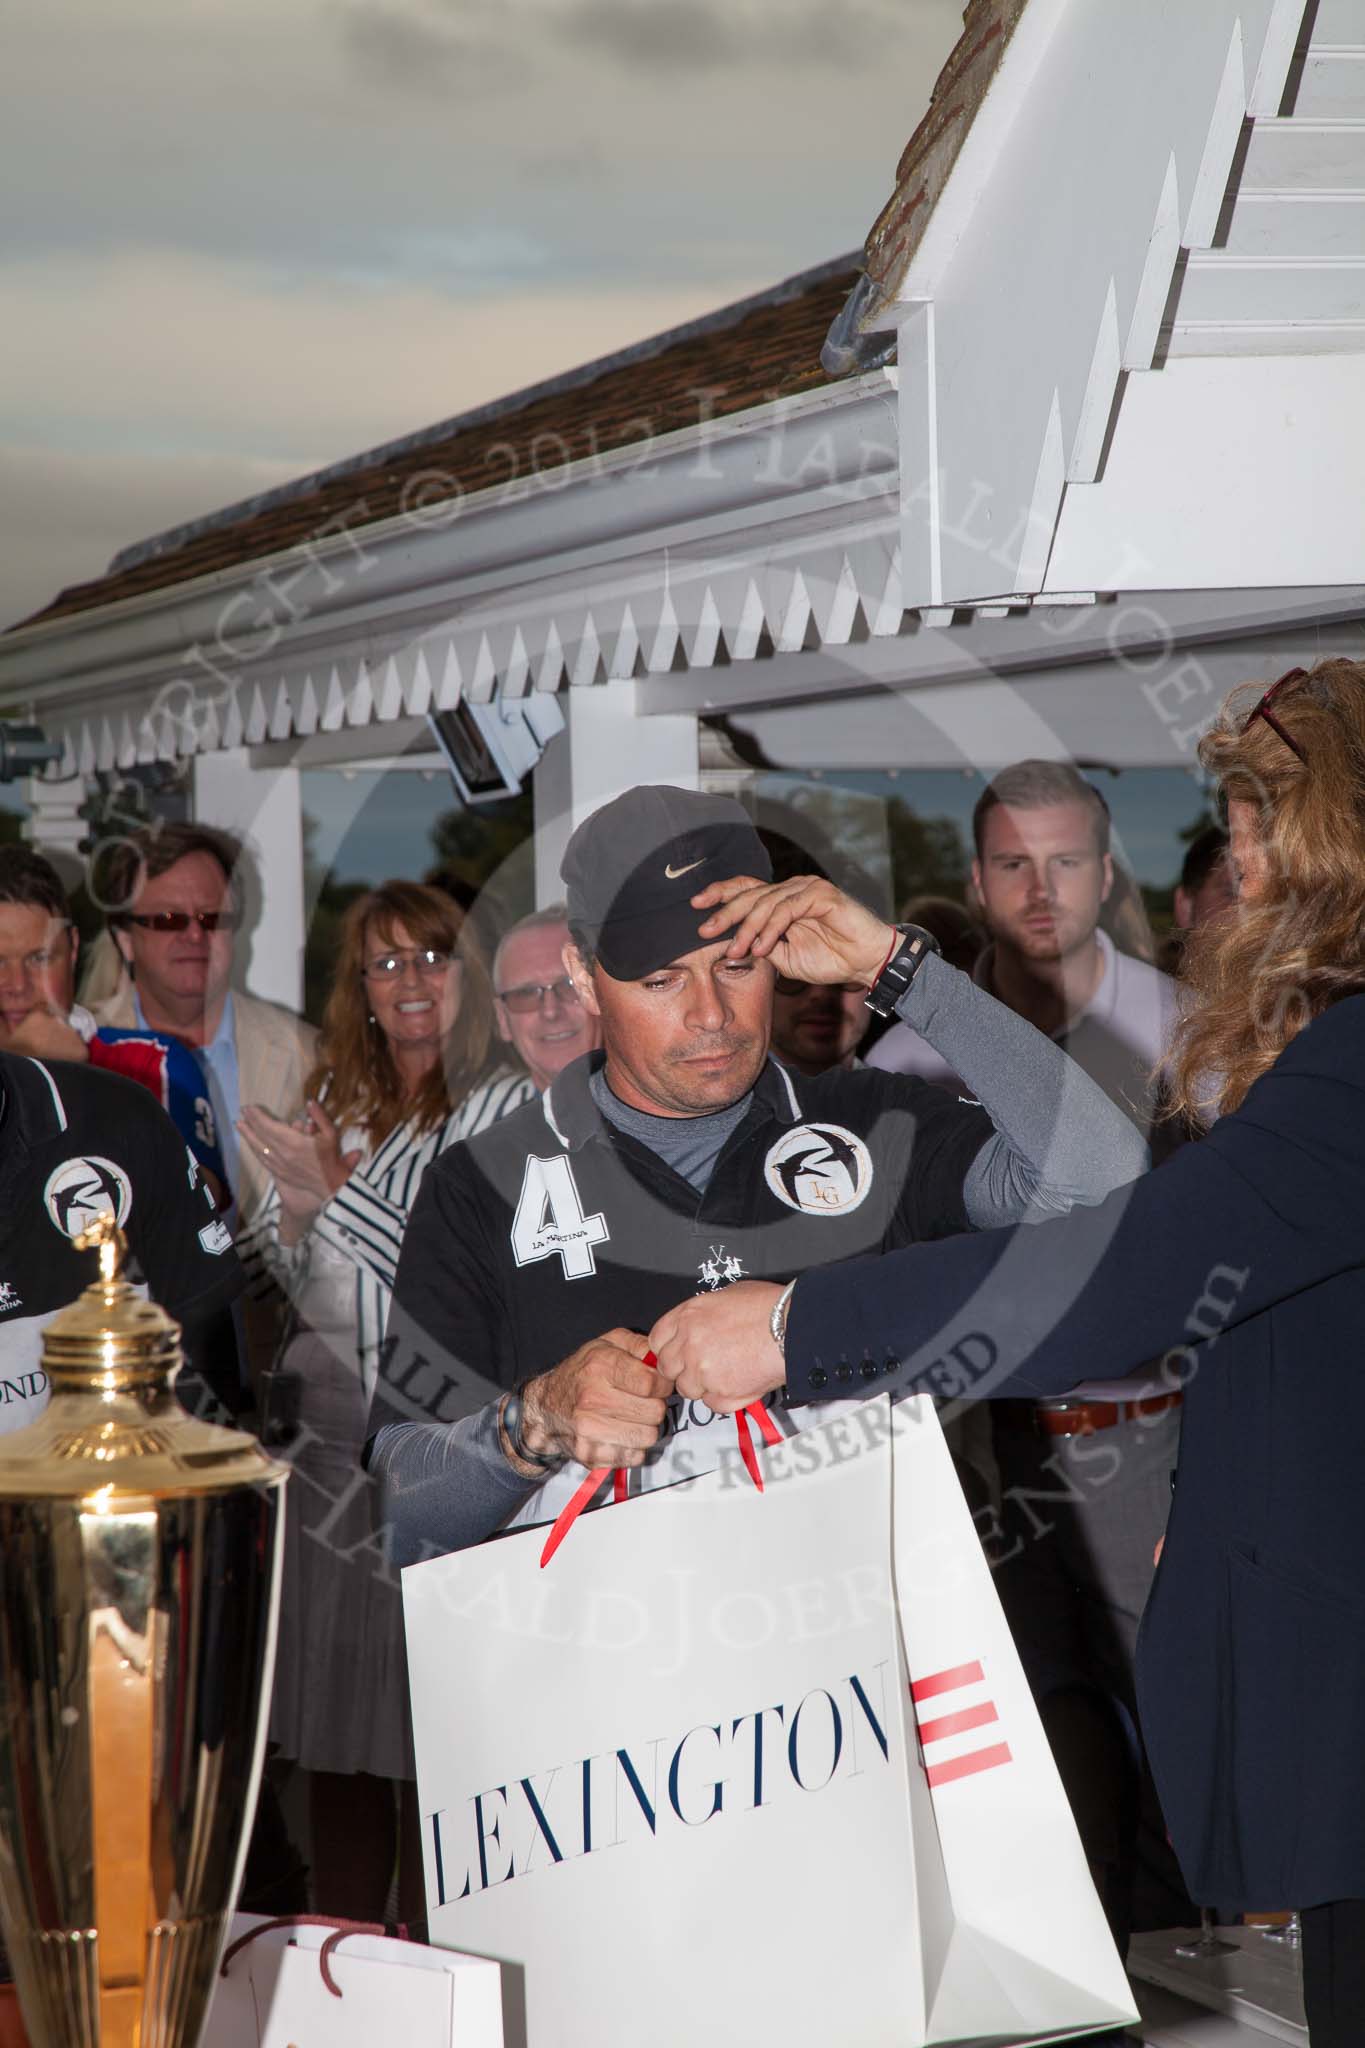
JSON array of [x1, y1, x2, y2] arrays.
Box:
[[0, 1210, 285, 1501], [41, 1210, 182, 1388]]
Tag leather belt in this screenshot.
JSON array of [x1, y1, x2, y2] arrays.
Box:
[[1002, 1391, 1184, 1438]]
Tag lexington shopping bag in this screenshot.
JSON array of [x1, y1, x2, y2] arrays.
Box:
[[889, 1396, 1137, 2040], [200, 1912, 505, 2047], [403, 1398, 1136, 2047]]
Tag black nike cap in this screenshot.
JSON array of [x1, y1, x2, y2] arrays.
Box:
[[561, 785, 771, 981]]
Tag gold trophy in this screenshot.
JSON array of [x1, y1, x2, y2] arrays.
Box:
[[0, 1213, 287, 2048]]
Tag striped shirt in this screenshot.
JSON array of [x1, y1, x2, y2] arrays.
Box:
[[239, 1067, 534, 1377]]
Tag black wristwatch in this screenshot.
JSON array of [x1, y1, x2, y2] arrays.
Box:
[[499, 1384, 565, 1472], [864, 923, 941, 1018]]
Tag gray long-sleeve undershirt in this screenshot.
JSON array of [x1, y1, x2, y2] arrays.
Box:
[[369, 954, 1149, 1562], [913, 953, 1149, 1226]]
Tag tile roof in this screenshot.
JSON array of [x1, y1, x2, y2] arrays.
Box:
[[860, 0, 1029, 318], [18, 256, 861, 632]]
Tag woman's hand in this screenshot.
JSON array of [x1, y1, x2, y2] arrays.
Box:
[[691, 874, 896, 989], [238, 1099, 361, 1241]]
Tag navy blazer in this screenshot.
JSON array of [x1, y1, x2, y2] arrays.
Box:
[[787, 992, 1365, 1912]]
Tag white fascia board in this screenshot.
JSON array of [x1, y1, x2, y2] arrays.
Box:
[[639, 584, 1365, 721], [724, 618, 1365, 771], [1048, 353, 1365, 590], [0, 372, 898, 715]]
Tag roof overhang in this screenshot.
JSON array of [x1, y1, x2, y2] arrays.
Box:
[[0, 375, 910, 774]]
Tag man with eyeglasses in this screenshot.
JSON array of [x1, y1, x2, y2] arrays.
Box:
[[492, 904, 600, 1093], [89, 822, 316, 1221]]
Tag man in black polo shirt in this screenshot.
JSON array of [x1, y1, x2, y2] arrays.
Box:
[[366, 787, 1147, 1559], [0, 1048, 243, 1425]]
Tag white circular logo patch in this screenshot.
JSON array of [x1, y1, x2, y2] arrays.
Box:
[[764, 1123, 873, 1217], [43, 1156, 133, 1241]]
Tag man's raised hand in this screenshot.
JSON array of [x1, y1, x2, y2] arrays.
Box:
[[691, 873, 895, 989], [518, 1329, 668, 1470]]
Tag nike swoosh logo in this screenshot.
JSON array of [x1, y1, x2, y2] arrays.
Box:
[[665, 858, 705, 879]]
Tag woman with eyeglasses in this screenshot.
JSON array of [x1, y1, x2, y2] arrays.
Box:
[[652, 657, 1365, 2044], [237, 880, 531, 1924]]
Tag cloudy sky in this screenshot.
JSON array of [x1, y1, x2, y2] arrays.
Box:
[[0, 0, 961, 630]]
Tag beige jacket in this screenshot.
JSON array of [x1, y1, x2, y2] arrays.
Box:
[[88, 980, 318, 1223]]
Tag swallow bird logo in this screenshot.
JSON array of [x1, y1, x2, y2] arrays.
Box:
[[43, 1156, 134, 1240], [763, 1123, 872, 1216]]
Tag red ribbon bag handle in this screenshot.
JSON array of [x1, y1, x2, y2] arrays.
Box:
[[539, 1352, 782, 1567]]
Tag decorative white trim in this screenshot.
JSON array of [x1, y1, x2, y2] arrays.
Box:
[[27, 1060, 68, 1132], [2, 378, 914, 774]]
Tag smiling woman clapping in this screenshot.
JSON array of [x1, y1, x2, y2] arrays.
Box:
[[236, 881, 532, 1924]]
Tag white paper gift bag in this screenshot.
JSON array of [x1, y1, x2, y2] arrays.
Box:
[[403, 1398, 1136, 2047], [201, 1912, 505, 2047], [889, 1396, 1137, 2040]]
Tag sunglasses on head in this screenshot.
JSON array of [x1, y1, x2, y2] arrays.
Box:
[[1242, 666, 1309, 765], [123, 910, 242, 933]]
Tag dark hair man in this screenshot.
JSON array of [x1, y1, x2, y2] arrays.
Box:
[[1174, 825, 1235, 936], [0, 846, 79, 1047], [364, 785, 1146, 1562], [754, 843, 870, 1079], [492, 903, 600, 1093], [1159, 827, 1235, 975], [90, 822, 316, 1218]]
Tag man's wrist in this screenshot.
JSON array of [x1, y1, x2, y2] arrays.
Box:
[[864, 923, 941, 1018], [499, 1378, 565, 1474], [856, 923, 900, 988]]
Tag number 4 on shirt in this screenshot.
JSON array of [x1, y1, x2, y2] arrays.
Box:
[[510, 1155, 610, 1280]]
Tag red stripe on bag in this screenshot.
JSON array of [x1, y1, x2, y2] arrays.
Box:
[[539, 1354, 778, 1566], [925, 1742, 1013, 1789], [910, 1660, 985, 1703], [916, 1701, 999, 1746]]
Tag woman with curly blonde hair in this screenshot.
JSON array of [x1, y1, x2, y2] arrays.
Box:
[[237, 880, 531, 1925], [655, 658, 1365, 2043], [1168, 657, 1365, 1121]]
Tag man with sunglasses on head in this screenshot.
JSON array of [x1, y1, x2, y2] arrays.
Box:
[[90, 822, 316, 1223], [492, 903, 600, 1093]]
